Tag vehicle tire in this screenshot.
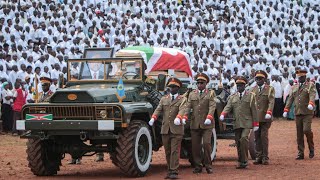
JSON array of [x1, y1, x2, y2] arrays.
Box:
[[116, 120, 152, 177], [188, 128, 217, 166], [26, 138, 61, 176], [249, 131, 256, 160], [109, 151, 118, 167], [211, 128, 217, 161]]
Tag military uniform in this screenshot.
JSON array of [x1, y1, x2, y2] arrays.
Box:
[[38, 77, 54, 103], [151, 78, 185, 179], [38, 90, 53, 102], [220, 76, 258, 168], [183, 73, 216, 173], [251, 70, 275, 164], [284, 69, 316, 159]]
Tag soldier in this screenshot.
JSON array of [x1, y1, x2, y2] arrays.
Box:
[[183, 73, 216, 174], [283, 68, 316, 160], [39, 77, 53, 102], [149, 77, 185, 179], [251, 70, 275, 165], [220, 76, 258, 169]]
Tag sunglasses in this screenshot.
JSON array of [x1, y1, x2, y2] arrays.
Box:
[[197, 82, 205, 85]]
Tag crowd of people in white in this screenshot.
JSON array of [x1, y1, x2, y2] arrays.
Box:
[[0, 0, 319, 133]]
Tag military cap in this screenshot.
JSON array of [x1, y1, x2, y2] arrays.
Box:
[[167, 77, 182, 88], [40, 77, 52, 84], [296, 68, 307, 77], [255, 70, 268, 78], [195, 73, 209, 83], [235, 76, 248, 84]]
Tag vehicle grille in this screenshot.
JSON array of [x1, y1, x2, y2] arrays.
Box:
[[23, 105, 123, 121]]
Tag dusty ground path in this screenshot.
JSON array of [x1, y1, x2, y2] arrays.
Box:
[[1, 119, 319, 180]]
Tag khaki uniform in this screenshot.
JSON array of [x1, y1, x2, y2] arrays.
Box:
[[222, 91, 258, 163], [152, 94, 185, 174], [251, 85, 275, 161], [38, 90, 53, 103], [285, 82, 316, 156], [184, 89, 216, 170]]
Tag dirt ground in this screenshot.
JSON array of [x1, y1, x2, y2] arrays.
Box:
[[1, 119, 320, 180]]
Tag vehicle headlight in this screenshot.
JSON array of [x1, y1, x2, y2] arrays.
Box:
[[99, 110, 107, 119]]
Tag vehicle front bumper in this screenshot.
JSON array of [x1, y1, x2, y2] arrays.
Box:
[[16, 120, 115, 131]]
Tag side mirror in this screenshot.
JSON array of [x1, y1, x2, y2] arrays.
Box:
[[157, 74, 166, 91]]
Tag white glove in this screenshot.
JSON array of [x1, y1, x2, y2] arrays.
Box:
[[253, 126, 259, 132], [283, 112, 287, 118], [265, 113, 272, 119], [174, 118, 181, 125], [204, 119, 211, 125], [148, 118, 155, 126], [308, 104, 314, 110], [182, 119, 186, 125], [219, 115, 224, 121]]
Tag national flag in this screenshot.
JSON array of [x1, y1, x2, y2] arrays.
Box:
[[26, 114, 53, 120], [116, 78, 126, 102], [119, 46, 193, 77]]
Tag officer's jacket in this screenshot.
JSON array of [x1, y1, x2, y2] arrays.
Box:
[[250, 84, 275, 122], [152, 94, 185, 135], [183, 89, 216, 130], [285, 81, 316, 115], [38, 90, 53, 103], [221, 91, 258, 129]]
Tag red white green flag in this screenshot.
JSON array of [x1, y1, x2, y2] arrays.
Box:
[[26, 114, 53, 120], [121, 46, 192, 77]]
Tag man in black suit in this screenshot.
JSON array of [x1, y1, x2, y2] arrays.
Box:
[[81, 61, 105, 80]]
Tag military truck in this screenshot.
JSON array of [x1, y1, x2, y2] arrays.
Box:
[[17, 48, 255, 177], [16, 56, 215, 177]]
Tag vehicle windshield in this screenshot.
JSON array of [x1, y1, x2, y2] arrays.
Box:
[[68, 59, 143, 82]]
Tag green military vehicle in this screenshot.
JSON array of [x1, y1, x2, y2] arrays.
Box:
[[17, 48, 255, 177], [16, 57, 217, 177]]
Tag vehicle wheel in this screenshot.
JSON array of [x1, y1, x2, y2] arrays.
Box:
[[109, 151, 118, 167], [211, 128, 217, 161], [249, 131, 256, 160], [26, 138, 61, 176], [188, 128, 217, 166], [116, 120, 152, 177]]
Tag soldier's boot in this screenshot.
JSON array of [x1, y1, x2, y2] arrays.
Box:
[[305, 131, 315, 158], [236, 161, 248, 169], [192, 166, 202, 174], [295, 154, 304, 160], [95, 153, 104, 162], [68, 158, 77, 164], [168, 172, 178, 179], [164, 171, 171, 179], [253, 158, 262, 165], [75, 158, 81, 164], [262, 157, 269, 165]]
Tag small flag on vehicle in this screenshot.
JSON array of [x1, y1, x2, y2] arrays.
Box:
[[116, 77, 126, 103], [26, 114, 53, 120]]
